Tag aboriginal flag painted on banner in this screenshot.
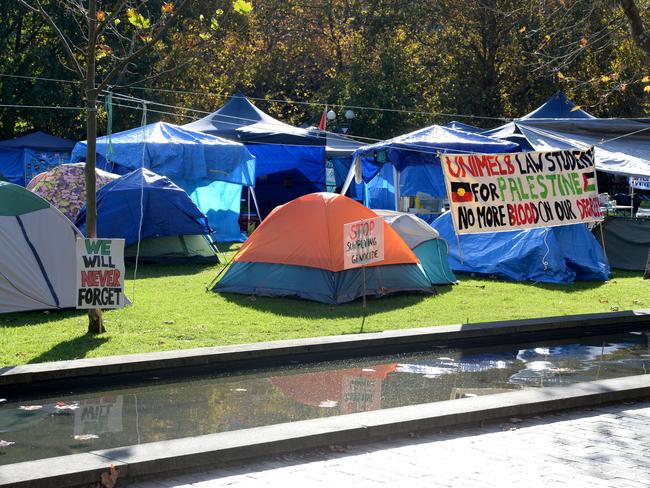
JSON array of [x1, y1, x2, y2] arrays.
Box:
[[450, 182, 473, 203]]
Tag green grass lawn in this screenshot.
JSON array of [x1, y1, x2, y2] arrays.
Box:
[[1, 246, 648, 366]]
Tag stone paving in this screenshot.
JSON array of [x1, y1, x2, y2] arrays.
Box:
[[131, 400, 650, 487]]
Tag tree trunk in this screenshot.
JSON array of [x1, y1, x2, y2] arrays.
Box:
[[86, 0, 104, 334]]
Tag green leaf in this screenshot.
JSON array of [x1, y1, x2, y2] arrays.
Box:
[[210, 17, 219, 30], [232, 0, 252, 15], [127, 8, 151, 29]]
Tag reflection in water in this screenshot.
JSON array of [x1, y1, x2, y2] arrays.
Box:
[[1, 330, 649, 465]]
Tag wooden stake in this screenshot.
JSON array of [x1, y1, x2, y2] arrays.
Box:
[[598, 221, 607, 260]]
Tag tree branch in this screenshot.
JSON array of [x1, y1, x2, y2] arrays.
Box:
[[619, 0, 650, 56], [96, 0, 190, 93], [18, 0, 85, 79]]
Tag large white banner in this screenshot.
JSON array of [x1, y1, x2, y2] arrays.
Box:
[[441, 147, 602, 234]]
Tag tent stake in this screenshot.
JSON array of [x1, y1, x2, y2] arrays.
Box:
[[360, 266, 367, 333], [598, 221, 608, 260]]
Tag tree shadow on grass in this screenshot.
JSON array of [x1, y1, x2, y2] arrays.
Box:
[[0, 308, 87, 328], [218, 285, 454, 320], [453, 272, 610, 292], [27, 335, 109, 364], [124, 262, 218, 279]]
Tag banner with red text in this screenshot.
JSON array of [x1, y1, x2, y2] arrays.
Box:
[[76, 238, 126, 309], [441, 147, 602, 234]]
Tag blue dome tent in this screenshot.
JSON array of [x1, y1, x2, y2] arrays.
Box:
[[0, 131, 75, 186], [75, 168, 217, 263], [71, 122, 255, 242], [183, 92, 328, 217]]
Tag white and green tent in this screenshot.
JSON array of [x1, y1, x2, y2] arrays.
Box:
[[0, 182, 80, 313]]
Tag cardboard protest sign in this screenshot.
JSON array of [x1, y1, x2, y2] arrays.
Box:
[[441, 147, 602, 234], [76, 238, 126, 309], [343, 217, 384, 269]]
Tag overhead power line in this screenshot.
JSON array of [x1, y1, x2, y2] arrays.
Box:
[[0, 72, 509, 122]]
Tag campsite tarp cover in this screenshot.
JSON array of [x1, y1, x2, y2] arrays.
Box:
[[431, 211, 610, 284], [483, 92, 650, 177], [184, 93, 326, 217], [75, 168, 211, 248], [71, 121, 255, 241], [214, 192, 433, 303], [350, 125, 518, 207], [0, 131, 75, 186], [0, 182, 81, 313]]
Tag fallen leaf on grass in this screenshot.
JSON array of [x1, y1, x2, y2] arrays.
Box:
[[74, 434, 99, 441], [162, 320, 175, 325], [611, 306, 620, 311], [598, 297, 609, 303]]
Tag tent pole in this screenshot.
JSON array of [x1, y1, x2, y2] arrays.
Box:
[[340, 159, 356, 195], [250, 186, 263, 222], [598, 221, 608, 260], [393, 166, 401, 211]]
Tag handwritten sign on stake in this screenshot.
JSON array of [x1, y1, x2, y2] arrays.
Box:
[[343, 217, 385, 269], [76, 238, 126, 309]]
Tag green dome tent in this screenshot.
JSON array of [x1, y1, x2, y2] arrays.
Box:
[[0, 182, 81, 313]]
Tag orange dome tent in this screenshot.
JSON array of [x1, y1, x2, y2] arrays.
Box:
[[213, 192, 433, 303]]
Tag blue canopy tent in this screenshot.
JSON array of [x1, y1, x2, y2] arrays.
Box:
[[0, 131, 75, 186], [183, 92, 327, 217], [70, 122, 255, 242], [431, 211, 610, 283], [341, 124, 519, 213], [75, 168, 216, 262]]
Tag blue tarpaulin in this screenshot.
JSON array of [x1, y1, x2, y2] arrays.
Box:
[[70, 122, 255, 185], [431, 211, 610, 283], [0, 131, 74, 186], [71, 122, 255, 241], [247, 144, 325, 217], [75, 168, 211, 248]]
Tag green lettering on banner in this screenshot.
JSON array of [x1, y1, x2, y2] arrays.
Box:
[[571, 173, 583, 195], [100, 240, 111, 255], [84, 240, 104, 254]]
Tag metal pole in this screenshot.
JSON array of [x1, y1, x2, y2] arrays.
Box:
[[249, 186, 262, 222]]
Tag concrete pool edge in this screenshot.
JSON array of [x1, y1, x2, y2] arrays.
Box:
[[2, 374, 650, 488], [3, 308, 650, 388]]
